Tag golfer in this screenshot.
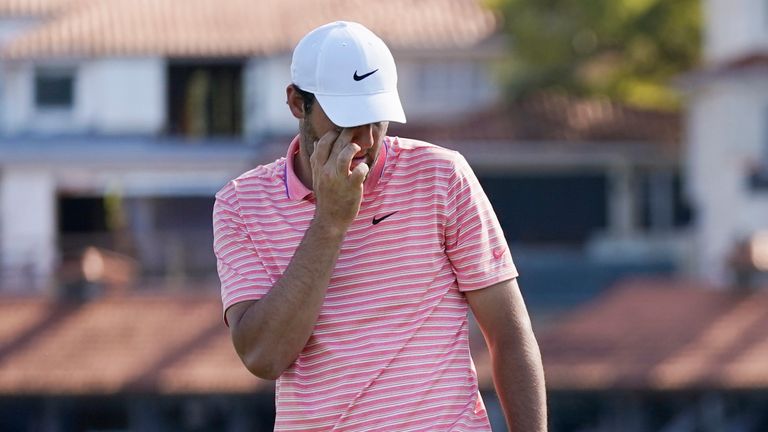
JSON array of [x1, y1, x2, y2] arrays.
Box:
[[214, 21, 546, 431]]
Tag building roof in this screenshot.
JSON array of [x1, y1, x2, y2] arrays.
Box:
[[0, 289, 494, 396], [389, 92, 681, 145], [0, 293, 269, 395], [4, 277, 767, 396], [721, 52, 768, 71], [540, 278, 768, 391], [0, 0, 78, 17], [679, 50, 768, 87], [1, 0, 498, 59], [385, 92, 682, 171]]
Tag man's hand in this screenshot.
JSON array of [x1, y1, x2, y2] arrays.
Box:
[[310, 129, 370, 228], [225, 129, 369, 379]]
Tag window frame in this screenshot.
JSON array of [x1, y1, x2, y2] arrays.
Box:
[[33, 65, 77, 112]]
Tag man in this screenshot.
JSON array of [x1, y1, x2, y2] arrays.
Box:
[[214, 21, 546, 431]]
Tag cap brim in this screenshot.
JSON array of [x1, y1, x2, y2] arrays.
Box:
[[315, 90, 406, 128]]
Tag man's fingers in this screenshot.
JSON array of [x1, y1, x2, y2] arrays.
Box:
[[311, 130, 339, 166], [349, 162, 370, 185], [336, 143, 362, 175], [328, 128, 354, 164]]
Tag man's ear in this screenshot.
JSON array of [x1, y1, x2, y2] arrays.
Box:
[[286, 85, 305, 120]]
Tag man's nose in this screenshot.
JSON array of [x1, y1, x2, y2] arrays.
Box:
[[349, 124, 374, 149]]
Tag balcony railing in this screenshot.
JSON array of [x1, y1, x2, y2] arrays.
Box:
[[0, 230, 220, 297]]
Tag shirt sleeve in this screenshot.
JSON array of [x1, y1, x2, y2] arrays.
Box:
[[213, 184, 273, 324], [444, 153, 518, 292]]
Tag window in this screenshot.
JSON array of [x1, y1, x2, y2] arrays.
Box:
[[479, 174, 608, 245], [749, 105, 768, 189], [639, 170, 692, 230], [167, 61, 243, 137], [764, 104, 768, 164], [34, 67, 75, 109]]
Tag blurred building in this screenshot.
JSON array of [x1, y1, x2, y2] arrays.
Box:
[[538, 0, 768, 430], [684, 0, 768, 284], [0, 0, 690, 309], [0, 1, 509, 431], [0, 0, 702, 431], [0, 0, 502, 296], [542, 278, 768, 431], [390, 93, 689, 316]]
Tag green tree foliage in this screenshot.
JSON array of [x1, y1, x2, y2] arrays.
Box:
[[487, 0, 701, 109]]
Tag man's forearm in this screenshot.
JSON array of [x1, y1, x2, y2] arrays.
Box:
[[230, 217, 346, 379], [229, 128, 367, 379], [491, 334, 547, 432]]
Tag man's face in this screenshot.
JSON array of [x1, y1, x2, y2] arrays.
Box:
[[300, 102, 389, 172]]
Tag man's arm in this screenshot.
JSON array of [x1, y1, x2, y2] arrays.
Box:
[[225, 128, 368, 380], [465, 278, 547, 432]]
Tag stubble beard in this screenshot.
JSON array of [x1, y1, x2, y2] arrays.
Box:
[[299, 119, 318, 160]]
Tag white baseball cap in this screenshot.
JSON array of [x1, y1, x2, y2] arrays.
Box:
[[290, 21, 406, 127]]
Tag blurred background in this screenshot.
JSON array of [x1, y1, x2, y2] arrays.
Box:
[[0, 0, 766, 431]]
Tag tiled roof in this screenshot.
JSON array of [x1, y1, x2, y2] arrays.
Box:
[[0, 293, 270, 395], [2, 0, 498, 59], [722, 52, 768, 71], [0, 0, 78, 16], [389, 92, 681, 145], [680, 50, 768, 86], [0, 291, 497, 395], [10, 278, 766, 396], [540, 278, 768, 391]]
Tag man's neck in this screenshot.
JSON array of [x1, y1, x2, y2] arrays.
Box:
[[294, 145, 314, 191]]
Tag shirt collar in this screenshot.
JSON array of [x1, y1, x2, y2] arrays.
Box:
[[284, 135, 389, 201]]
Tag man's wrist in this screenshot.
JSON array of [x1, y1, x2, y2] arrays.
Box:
[[309, 216, 349, 240]]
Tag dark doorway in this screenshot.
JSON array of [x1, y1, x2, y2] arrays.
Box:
[[58, 197, 108, 233]]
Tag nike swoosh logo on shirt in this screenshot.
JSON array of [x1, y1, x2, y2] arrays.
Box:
[[372, 211, 397, 225], [493, 247, 506, 259]]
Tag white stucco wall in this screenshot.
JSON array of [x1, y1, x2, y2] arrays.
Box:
[[84, 58, 166, 134], [706, 0, 768, 63], [245, 55, 296, 138], [397, 57, 499, 120], [0, 168, 56, 291], [686, 74, 768, 282], [1, 57, 165, 135]]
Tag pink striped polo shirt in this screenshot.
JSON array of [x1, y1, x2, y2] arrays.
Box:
[[213, 135, 518, 431]]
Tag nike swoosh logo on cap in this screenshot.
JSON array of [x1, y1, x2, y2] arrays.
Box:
[[353, 69, 379, 81]]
